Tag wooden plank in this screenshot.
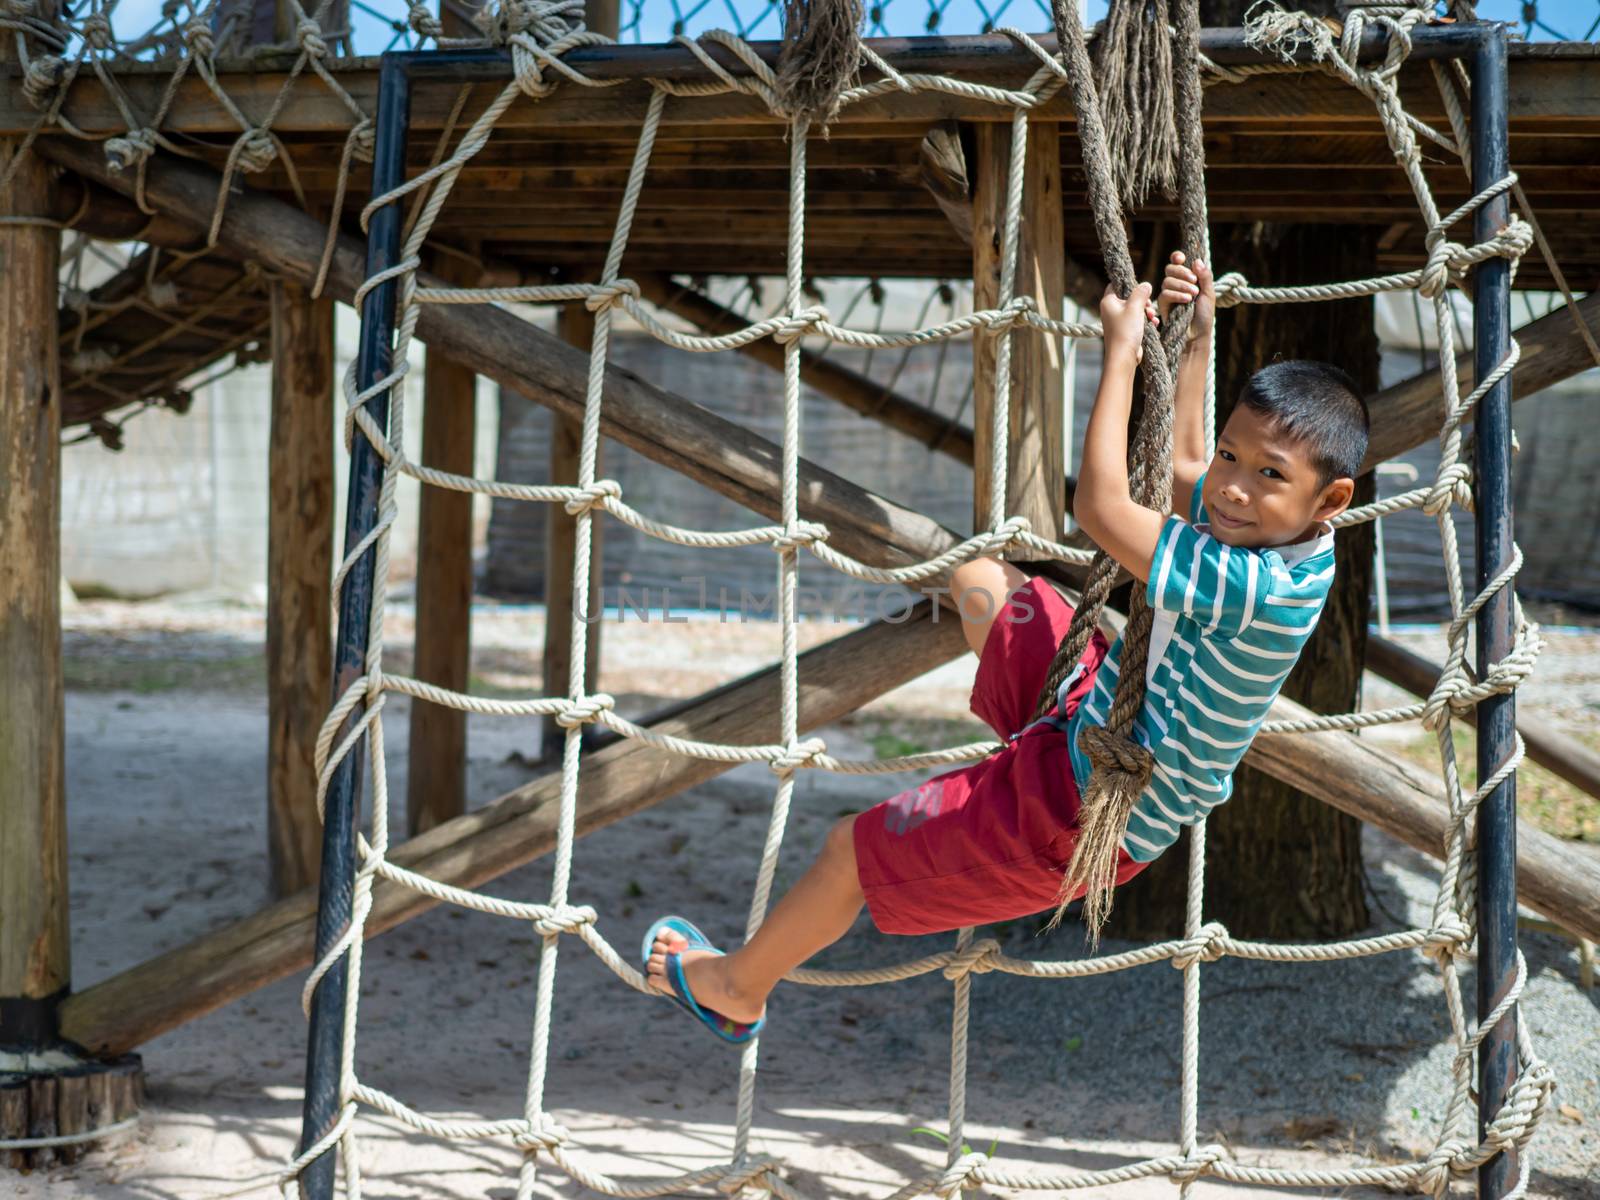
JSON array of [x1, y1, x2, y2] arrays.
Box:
[[1363, 287, 1600, 471], [0, 133, 67, 1023], [1248, 694, 1600, 947], [970, 120, 1064, 539], [266, 281, 335, 897], [540, 299, 604, 760], [1365, 634, 1600, 803], [7, 52, 1598, 136], [635, 272, 976, 465], [57, 603, 971, 1056], [406, 258, 479, 835]]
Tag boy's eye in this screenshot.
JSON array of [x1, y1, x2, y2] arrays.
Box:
[[1261, 467, 1283, 480], [1218, 449, 1236, 462]]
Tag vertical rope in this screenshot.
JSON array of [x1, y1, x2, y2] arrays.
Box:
[[1178, 817, 1207, 1199], [731, 110, 812, 1171], [516, 85, 666, 1200]]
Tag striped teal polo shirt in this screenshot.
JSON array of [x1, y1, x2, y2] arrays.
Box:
[[1063, 476, 1336, 862]]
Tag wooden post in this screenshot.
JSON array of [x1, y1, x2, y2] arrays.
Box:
[[970, 121, 1066, 539], [266, 281, 335, 896], [542, 299, 605, 757], [406, 257, 478, 835], [0, 129, 67, 1050]]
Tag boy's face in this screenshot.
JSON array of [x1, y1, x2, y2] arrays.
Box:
[[1202, 404, 1356, 548]]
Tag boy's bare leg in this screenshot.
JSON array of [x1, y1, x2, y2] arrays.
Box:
[[949, 556, 1029, 657], [645, 816, 864, 1023]]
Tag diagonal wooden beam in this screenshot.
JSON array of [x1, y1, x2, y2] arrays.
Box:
[[57, 604, 970, 1056], [634, 271, 976, 465], [1362, 287, 1600, 471]]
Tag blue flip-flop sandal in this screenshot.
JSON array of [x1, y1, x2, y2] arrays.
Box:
[[640, 915, 765, 1045]]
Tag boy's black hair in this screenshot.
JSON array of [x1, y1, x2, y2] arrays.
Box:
[[1235, 359, 1370, 486]]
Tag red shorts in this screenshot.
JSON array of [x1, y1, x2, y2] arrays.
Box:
[[853, 578, 1148, 935]]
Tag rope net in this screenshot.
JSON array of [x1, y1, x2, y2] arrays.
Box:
[[252, 5, 1562, 1197], [2, 0, 1548, 1192]]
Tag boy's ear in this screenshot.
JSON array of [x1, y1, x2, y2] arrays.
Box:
[[1314, 476, 1356, 523]]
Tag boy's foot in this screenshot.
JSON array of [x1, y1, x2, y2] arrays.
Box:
[[645, 929, 766, 1025]]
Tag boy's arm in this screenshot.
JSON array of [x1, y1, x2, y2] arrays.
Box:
[[1159, 252, 1216, 518], [1073, 284, 1166, 584]]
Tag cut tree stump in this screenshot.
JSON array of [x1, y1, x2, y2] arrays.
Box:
[[0, 1053, 143, 1169]]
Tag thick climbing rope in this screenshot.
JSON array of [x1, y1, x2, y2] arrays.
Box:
[[0, 0, 1554, 1196], [1026, 0, 1206, 942]]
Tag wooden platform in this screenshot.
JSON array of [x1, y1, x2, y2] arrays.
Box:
[[13, 35, 1600, 426]]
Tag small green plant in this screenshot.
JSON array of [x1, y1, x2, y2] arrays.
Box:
[[871, 732, 929, 760], [1063, 1034, 1084, 1052], [910, 1126, 1000, 1159]]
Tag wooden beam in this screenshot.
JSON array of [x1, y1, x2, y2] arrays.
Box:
[[57, 603, 970, 1056], [0, 129, 67, 1040], [1247, 693, 1600, 947], [970, 121, 1065, 540], [4, 38, 1595, 136], [405, 255, 480, 836], [266, 281, 335, 896], [1365, 634, 1600, 804], [541, 300, 604, 760], [1364, 288, 1600, 471], [635, 272, 976, 465]]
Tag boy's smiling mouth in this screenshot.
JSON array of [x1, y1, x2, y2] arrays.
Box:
[[1210, 509, 1251, 530]]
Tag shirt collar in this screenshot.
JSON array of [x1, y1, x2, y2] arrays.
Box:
[[1273, 522, 1336, 568]]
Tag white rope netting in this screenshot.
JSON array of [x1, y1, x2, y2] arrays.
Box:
[[5, 0, 1556, 1193], [258, 5, 1559, 1198]]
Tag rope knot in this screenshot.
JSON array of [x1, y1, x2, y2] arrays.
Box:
[[81, 12, 113, 49], [773, 305, 828, 345], [237, 128, 278, 173], [62, 285, 91, 311], [1422, 914, 1472, 962], [941, 937, 1002, 981], [716, 1154, 781, 1196], [350, 120, 376, 163], [771, 520, 827, 551], [21, 53, 64, 109], [933, 1151, 988, 1196], [768, 737, 826, 776], [183, 15, 216, 57], [562, 478, 621, 515], [984, 294, 1036, 332], [1417, 1138, 1469, 1196], [982, 515, 1032, 555], [555, 693, 615, 729], [296, 17, 328, 58], [1211, 271, 1247, 308], [1423, 461, 1472, 516], [1421, 663, 1473, 731], [1171, 921, 1229, 969], [511, 1116, 571, 1151], [532, 904, 597, 937], [582, 279, 640, 313], [407, 1, 443, 40], [1170, 1143, 1226, 1185], [1419, 234, 1462, 299], [1078, 722, 1154, 781], [105, 127, 159, 172]]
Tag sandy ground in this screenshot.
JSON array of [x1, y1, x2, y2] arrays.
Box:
[[18, 600, 1600, 1199]]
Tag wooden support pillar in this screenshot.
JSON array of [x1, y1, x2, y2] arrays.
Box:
[[0, 137, 67, 1046], [406, 260, 478, 836], [970, 121, 1066, 540], [542, 300, 604, 757], [266, 281, 335, 896]]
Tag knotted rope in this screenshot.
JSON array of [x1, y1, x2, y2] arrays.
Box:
[[1036, 0, 1207, 943]]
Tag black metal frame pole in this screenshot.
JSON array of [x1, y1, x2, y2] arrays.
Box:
[[1470, 21, 1519, 1200], [295, 51, 412, 1200]]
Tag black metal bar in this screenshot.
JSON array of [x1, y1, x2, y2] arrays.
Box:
[[1470, 22, 1519, 1200], [295, 50, 412, 1200]]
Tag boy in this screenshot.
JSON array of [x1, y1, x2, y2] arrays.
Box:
[[641, 252, 1368, 1043]]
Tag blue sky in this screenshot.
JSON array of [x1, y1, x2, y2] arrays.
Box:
[[96, 0, 1596, 57]]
